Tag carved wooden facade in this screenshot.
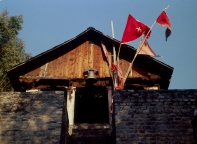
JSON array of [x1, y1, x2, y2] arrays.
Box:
[[7, 27, 173, 91]]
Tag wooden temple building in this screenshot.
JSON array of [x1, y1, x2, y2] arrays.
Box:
[[7, 27, 173, 142], [7, 27, 173, 91]]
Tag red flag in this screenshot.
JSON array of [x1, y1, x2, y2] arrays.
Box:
[[121, 14, 151, 44], [156, 11, 171, 29], [156, 11, 172, 41]]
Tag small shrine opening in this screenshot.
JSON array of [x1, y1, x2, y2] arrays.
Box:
[[74, 86, 109, 123]]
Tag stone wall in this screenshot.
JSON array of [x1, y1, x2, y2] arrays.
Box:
[[0, 91, 65, 144], [114, 90, 197, 144], [1, 90, 197, 144]]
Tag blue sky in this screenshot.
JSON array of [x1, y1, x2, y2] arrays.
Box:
[[0, 0, 197, 89]]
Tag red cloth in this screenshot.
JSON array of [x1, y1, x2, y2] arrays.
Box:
[[121, 14, 151, 44], [111, 62, 117, 71], [156, 11, 171, 29], [156, 11, 172, 41], [111, 61, 124, 90]]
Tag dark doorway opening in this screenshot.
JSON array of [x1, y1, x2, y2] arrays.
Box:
[[192, 117, 197, 143], [74, 86, 109, 123]]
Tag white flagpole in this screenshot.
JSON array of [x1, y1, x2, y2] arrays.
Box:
[[117, 44, 122, 61], [123, 5, 170, 83], [111, 21, 116, 65], [165, 5, 169, 10], [111, 21, 118, 87]]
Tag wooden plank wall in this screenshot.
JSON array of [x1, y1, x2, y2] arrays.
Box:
[[23, 41, 114, 79], [23, 41, 144, 79]]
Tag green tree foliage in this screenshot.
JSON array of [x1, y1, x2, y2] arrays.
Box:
[[0, 10, 31, 91]]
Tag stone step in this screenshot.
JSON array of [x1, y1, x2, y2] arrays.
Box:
[[68, 124, 113, 143], [70, 135, 113, 144]]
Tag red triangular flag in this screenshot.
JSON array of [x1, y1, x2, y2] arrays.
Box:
[[121, 14, 151, 44], [156, 11, 172, 41], [156, 11, 171, 29]]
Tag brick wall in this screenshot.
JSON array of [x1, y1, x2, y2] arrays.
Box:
[[0, 91, 65, 144], [114, 90, 197, 144], [1, 90, 197, 144]]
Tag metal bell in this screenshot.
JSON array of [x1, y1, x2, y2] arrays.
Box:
[[83, 68, 98, 83], [87, 69, 96, 80]]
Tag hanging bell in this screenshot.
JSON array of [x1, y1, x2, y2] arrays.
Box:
[[87, 69, 96, 80], [83, 68, 98, 83]]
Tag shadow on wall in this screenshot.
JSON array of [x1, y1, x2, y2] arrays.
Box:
[[0, 91, 65, 144]]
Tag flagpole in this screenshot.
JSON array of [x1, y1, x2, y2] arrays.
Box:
[[165, 5, 169, 10], [117, 43, 122, 61], [111, 21, 118, 88], [123, 5, 170, 83], [110, 22, 117, 141], [111, 21, 116, 65]]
